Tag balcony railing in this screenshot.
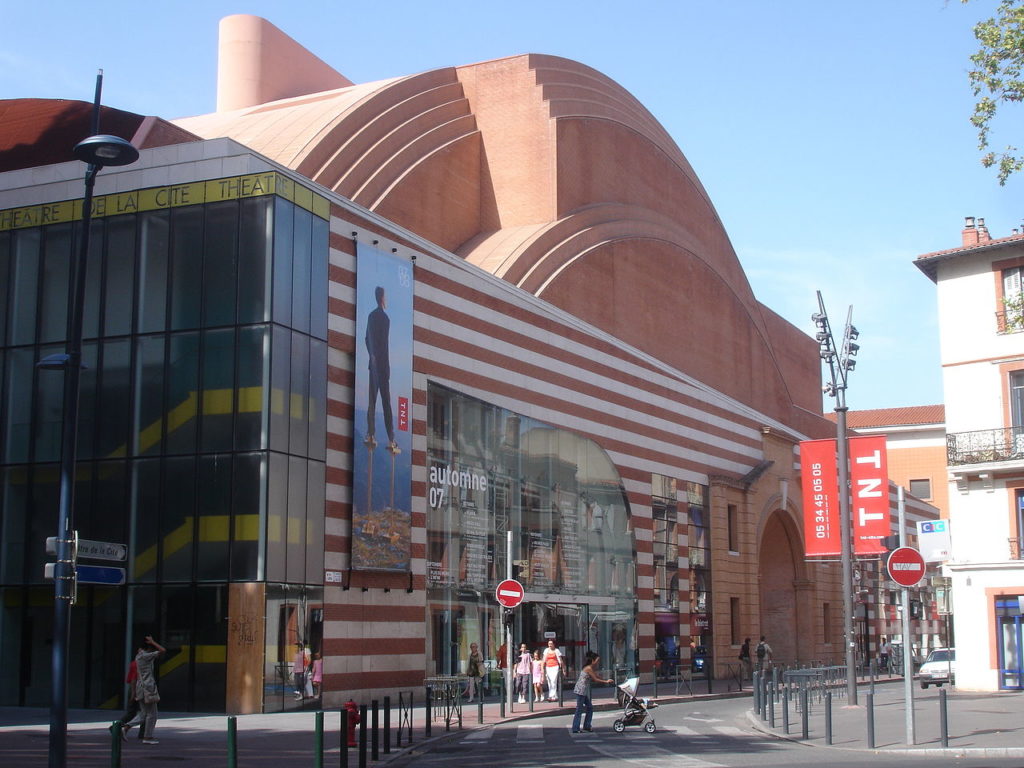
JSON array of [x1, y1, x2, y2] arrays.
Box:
[[997, 308, 1024, 334], [947, 426, 1024, 466]]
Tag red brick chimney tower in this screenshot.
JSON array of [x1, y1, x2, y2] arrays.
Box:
[[962, 216, 979, 247], [978, 217, 991, 243]]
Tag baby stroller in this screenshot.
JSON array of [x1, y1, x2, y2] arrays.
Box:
[[612, 677, 657, 733]]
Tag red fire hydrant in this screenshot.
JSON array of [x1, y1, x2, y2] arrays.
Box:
[[344, 699, 361, 746]]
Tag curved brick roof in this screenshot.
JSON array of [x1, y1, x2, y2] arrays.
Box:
[[0, 99, 197, 173], [170, 22, 829, 432]]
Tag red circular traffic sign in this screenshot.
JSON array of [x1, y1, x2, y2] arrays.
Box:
[[887, 546, 925, 587], [495, 579, 525, 608]]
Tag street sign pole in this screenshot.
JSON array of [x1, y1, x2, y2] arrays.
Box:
[[506, 531, 513, 713], [898, 488, 915, 746]]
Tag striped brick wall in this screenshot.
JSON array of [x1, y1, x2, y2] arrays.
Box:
[[319, 204, 817, 704]]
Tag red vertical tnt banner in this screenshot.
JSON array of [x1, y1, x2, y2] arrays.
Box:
[[800, 439, 841, 556], [849, 435, 889, 555]]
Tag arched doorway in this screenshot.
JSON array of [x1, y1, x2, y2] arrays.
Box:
[[758, 509, 803, 664]]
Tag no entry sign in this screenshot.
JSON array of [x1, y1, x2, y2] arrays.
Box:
[[495, 579, 525, 608], [886, 547, 926, 587]]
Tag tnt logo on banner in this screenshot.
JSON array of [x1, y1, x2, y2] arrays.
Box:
[[849, 435, 889, 555], [398, 396, 409, 431]]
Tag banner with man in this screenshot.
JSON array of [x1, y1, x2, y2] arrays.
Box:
[[352, 243, 414, 571]]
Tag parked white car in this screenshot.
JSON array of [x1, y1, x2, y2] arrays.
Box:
[[918, 648, 955, 689]]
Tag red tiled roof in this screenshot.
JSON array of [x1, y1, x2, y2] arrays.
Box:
[[825, 405, 945, 429], [914, 233, 1024, 281]]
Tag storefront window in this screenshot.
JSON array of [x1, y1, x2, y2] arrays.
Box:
[[426, 383, 635, 683]]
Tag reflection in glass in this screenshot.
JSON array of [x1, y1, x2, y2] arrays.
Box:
[[201, 329, 235, 452], [203, 201, 239, 327], [104, 216, 136, 336], [170, 206, 203, 330], [138, 211, 169, 334], [39, 223, 71, 343], [426, 383, 636, 676]]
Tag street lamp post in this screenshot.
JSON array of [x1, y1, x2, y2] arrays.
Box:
[[45, 124, 137, 767], [812, 291, 860, 705]]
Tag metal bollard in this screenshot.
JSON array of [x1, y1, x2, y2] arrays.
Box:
[[866, 692, 875, 749], [425, 686, 432, 738], [110, 721, 122, 768], [384, 695, 391, 754], [227, 716, 237, 768], [752, 671, 760, 714], [800, 686, 809, 740], [783, 687, 790, 735], [825, 692, 832, 745], [939, 688, 948, 748], [371, 700, 379, 761], [768, 683, 775, 728], [340, 709, 348, 768], [315, 710, 324, 768], [358, 704, 368, 768]]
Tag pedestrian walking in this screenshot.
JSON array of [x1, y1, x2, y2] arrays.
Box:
[[571, 651, 612, 733], [755, 636, 773, 672], [532, 650, 544, 701], [112, 659, 143, 741], [514, 643, 533, 703], [738, 637, 751, 680], [542, 639, 565, 701], [878, 637, 891, 673], [311, 651, 323, 697], [464, 642, 483, 702], [293, 643, 309, 700], [125, 635, 166, 745]]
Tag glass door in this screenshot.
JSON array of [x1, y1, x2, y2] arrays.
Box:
[[999, 615, 1024, 690]]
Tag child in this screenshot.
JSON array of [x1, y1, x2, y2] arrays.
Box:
[[311, 651, 323, 697], [531, 650, 544, 702]]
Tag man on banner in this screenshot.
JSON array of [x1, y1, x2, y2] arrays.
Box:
[[365, 285, 400, 455]]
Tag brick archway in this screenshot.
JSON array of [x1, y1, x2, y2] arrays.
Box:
[[758, 508, 806, 664]]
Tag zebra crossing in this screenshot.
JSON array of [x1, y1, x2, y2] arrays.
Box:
[[459, 720, 762, 747]]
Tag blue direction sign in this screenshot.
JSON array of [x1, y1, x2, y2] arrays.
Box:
[[75, 564, 126, 586]]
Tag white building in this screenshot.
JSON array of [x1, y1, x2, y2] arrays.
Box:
[[915, 216, 1024, 691]]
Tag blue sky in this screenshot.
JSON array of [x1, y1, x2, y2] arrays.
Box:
[[2, 1, 1019, 412]]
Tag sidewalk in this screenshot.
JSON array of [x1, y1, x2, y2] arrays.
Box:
[[0, 676, 741, 768], [747, 677, 1024, 758], [7, 676, 1024, 765]]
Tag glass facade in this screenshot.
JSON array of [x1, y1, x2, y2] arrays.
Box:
[[652, 474, 679, 671], [0, 182, 327, 711], [686, 482, 711, 651], [426, 383, 636, 687]]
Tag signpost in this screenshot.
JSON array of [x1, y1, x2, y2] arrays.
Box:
[[894, 489, 920, 746], [44, 535, 127, 594]]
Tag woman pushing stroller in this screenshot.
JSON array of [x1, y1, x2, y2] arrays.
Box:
[[571, 651, 612, 733]]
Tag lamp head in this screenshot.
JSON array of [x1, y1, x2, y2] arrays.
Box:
[[73, 134, 139, 168]]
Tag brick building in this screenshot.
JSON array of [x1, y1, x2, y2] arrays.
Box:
[[0, 16, 936, 712]]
